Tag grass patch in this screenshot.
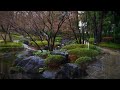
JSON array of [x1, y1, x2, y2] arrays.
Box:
[[0, 42, 23, 52], [30, 40, 48, 47], [61, 44, 99, 51], [0, 42, 23, 47], [61, 44, 87, 50], [99, 42, 120, 49], [68, 48, 99, 58]]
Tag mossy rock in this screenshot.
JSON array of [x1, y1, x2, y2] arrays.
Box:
[[75, 56, 92, 70], [45, 55, 65, 69]]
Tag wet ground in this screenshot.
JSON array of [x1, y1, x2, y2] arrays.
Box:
[[84, 47, 120, 79]]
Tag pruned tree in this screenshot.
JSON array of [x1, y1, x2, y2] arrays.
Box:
[[0, 11, 14, 43]]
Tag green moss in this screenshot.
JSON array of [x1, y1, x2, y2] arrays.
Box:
[[68, 48, 99, 58], [45, 55, 65, 68], [61, 44, 86, 50], [30, 40, 48, 47], [75, 56, 92, 65], [0, 42, 23, 52], [0, 42, 23, 47]]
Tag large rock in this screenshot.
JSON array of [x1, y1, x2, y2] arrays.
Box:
[[55, 63, 88, 79], [14, 56, 45, 74], [14, 50, 34, 65], [42, 63, 88, 79], [42, 70, 58, 79]]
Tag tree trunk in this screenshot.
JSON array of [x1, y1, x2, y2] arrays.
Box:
[[99, 11, 104, 43], [93, 12, 98, 44]]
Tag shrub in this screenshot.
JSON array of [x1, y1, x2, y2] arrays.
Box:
[[61, 44, 86, 50], [0, 42, 23, 52], [68, 48, 99, 58], [75, 56, 92, 70], [0, 40, 4, 43], [89, 38, 94, 44], [0, 42, 23, 47], [12, 34, 21, 40], [75, 56, 92, 65], [45, 55, 65, 69], [30, 40, 48, 47]]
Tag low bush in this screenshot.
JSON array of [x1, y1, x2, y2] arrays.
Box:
[[89, 38, 94, 44], [75, 56, 92, 70], [45, 55, 65, 69], [61, 44, 86, 50], [0, 42, 23, 52], [0, 42, 23, 47], [61, 44, 100, 52], [12, 34, 21, 40], [75, 56, 92, 65], [0, 40, 3, 43], [30, 40, 48, 47], [68, 48, 99, 58]]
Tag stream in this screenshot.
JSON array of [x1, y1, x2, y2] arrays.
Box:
[[0, 42, 34, 79]]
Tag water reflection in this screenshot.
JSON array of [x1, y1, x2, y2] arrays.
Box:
[[0, 52, 17, 79]]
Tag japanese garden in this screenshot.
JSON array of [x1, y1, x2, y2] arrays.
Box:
[[0, 11, 120, 79]]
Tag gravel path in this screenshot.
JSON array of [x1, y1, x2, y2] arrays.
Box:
[[84, 47, 120, 79]]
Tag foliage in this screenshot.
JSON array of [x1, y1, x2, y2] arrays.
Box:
[[30, 40, 48, 47], [61, 44, 87, 50], [34, 50, 50, 59], [12, 34, 22, 40], [45, 55, 65, 69], [0, 42, 23, 47], [68, 48, 99, 58], [61, 44, 100, 52], [75, 56, 92, 65], [99, 42, 120, 49], [89, 38, 94, 44], [55, 42, 61, 46], [55, 37, 62, 42], [0, 40, 4, 43], [0, 42, 23, 52]]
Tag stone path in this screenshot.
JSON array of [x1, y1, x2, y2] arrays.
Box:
[[84, 47, 120, 79]]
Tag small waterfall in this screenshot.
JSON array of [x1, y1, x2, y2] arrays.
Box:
[[23, 44, 36, 51]]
